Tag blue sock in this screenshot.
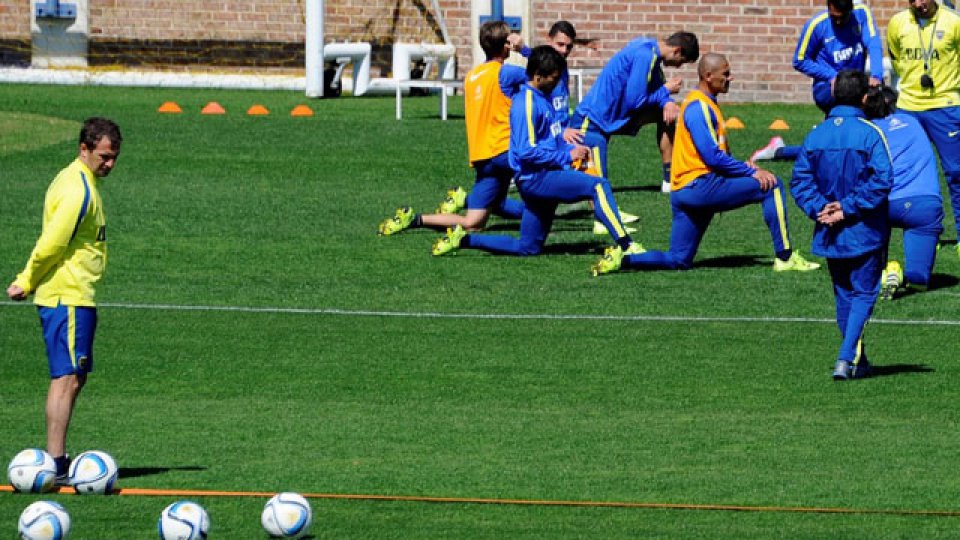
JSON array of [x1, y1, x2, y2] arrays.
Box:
[[662, 163, 671, 184]]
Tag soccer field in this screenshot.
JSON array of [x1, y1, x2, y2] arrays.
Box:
[[2, 84, 960, 538]]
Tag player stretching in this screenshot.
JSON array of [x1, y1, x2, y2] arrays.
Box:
[[431, 46, 643, 260]]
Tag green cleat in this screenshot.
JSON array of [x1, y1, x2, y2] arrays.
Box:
[[591, 245, 622, 276], [432, 225, 466, 256], [378, 207, 415, 236], [624, 242, 646, 256], [880, 260, 903, 300], [436, 186, 467, 214], [773, 251, 820, 272], [593, 221, 638, 236]]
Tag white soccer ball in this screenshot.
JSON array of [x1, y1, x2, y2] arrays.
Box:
[[158, 500, 210, 540], [261, 492, 313, 538], [7, 448, 57, 493], [68, 450, 119, 494], [18, 500, 72, 540]]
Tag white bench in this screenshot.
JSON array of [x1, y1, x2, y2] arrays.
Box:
[[395, 79, 464, 121]]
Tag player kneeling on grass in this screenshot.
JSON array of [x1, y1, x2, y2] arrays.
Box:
[[862, 84, 944, 300], [591, 53, 819, 276], [431, 45, 644, 259], [377, 20, 526, 238], [790, 70, 893, 380]]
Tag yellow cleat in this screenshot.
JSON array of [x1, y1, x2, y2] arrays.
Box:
[[432, 225, 466, 256], [880, 260, 903, 300], [773, 251, 821, 272], [436, 186, 467, 214], [378, 207, 415, 236], [593, 221, 638, 236]]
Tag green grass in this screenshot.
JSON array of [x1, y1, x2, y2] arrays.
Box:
[[2, 84, 959, 538]]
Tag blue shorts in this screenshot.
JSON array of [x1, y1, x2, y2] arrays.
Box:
[[466, 152, 514, 210], [38, 304, 97, 378]]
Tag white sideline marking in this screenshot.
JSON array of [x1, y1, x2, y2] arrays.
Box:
[[2, 301, 959, 326]]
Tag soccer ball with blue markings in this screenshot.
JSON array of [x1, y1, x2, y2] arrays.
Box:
[[7, 448, 57, 493], [261, 492, 313, 538], [158, 500, 210, 540], [18, 500, 72, 540], [68, 450, 118, 494]]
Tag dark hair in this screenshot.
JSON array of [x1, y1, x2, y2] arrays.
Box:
[[526, 45, 567, 79], [833, 70, 868, 106], [827, 0, 854, 14], [666, 31, 699, 63], [548, 20, 576, 40], [479, 20, 511, 59], [863, 85, 899, 119], [79, 117, 122, 149]]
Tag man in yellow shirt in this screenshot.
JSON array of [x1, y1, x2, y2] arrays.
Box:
[[7, 117, 122, 484]]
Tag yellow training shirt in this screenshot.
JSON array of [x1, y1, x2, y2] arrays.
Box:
[[464, 60, 512, 164], [671, 90, 730, 191], [888, 6, 960, 110], [14, 158, 107, 307]]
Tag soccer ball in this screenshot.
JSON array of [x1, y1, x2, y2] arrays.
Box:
[[158, 500, 210, 540], [68, 450, 119, 494], [261, 492, 313, 538], [18, 500, 72, 540], [7, 448, 57, 493]]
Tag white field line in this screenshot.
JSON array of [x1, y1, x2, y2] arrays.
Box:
[[2, 301, 959, 326]]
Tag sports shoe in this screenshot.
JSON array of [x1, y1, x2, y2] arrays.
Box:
[[619, 211, 640, 224], [851, 359, 872, 379], [832, 360, 852, 380], [432, 225, 466, 256], [436, 186, 467, 214], [749, 136, 785, 163], [590, 243, 644, 276], [880, 260, 903, 300], [661, 180, 672, 193], [378, 207, 415, 236], [593, 221, 638, 236], [773, 252, 820, 272]]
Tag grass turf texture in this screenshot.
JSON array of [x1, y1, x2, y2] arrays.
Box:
[[1, 84, 959, 538]]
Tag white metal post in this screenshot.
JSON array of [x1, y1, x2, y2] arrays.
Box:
[[305, 0, 324, 98]]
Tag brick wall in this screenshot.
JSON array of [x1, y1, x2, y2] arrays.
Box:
[[0, 0, 909, 102]]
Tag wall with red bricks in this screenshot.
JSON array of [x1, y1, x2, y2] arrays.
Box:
[[0, 0, 907, 102]]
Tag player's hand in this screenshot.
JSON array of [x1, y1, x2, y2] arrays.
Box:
[[752, 169, 777, 192], [664, 76, 683, 94], [563, 128, 584, 144], [507, 33, 524, 52], [817, 201, 844, 225], [570, 144, 590, 163], [6, 284, 26, 301], [662, 101, 680, 125]]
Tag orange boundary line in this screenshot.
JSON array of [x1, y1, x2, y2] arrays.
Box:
[[3, 485, 959, 517]]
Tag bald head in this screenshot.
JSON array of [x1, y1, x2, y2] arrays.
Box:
[[697, 53, 728, 79]]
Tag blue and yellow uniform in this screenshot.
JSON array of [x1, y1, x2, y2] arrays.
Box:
[[13, 159, 106, 376], [461, 60, 525, 217], [621, 89, 795, 270], [569, 38, 671, 178], [876, 112, 943, 288], [794, 3, 884, 112], [887, 4, 960, 240], [506, 47, 572, 129], [460, 82, 633, 255], [791, 105, 893, 368]]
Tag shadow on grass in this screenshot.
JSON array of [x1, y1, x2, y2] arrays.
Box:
[[119, 466, 207, 480], [613, 184, 666, 193], [868, 364, 936, 377], [695, 255, 768, 269]]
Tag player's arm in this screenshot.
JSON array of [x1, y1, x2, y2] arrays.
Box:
[[11, 181, 85, 295], [510, 90, 570, 169], [838, 127, 893, 218], [856, 7, 885, 82], [684, 102, 754, 177], [624, 49, 671, 110], [793, 18, 836, 82], [789, 139, 832, 219], [499, 64, 528, 98]]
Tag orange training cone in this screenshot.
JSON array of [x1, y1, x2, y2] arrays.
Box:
[[724, 117, 745, 129], [201, 102, 226, 115], [290, 104, 314, 117], [769, 119, 790, 130], [247, 104, 270, 116], [158, 101, 182, 114]]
